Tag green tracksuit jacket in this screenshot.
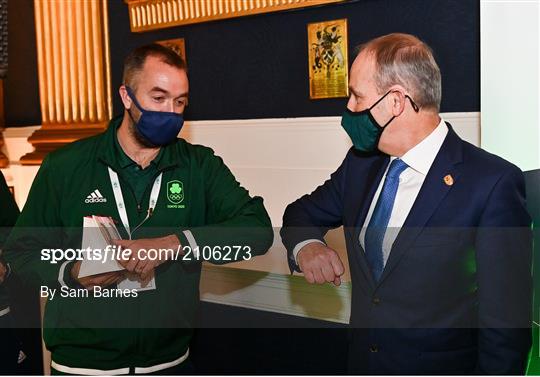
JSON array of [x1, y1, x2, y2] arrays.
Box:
[[4, 117, 273, 371]]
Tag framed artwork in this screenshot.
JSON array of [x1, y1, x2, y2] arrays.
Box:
[[157, 38, 187, 65], [307, 18, 349, 99]]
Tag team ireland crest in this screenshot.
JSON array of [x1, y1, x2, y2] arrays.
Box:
[[167, 180, 184, 204]]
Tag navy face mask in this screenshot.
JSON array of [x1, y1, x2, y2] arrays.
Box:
[[125, 86, 184, 147]]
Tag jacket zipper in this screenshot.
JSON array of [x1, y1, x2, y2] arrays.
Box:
[[124, 167, 175, 239]]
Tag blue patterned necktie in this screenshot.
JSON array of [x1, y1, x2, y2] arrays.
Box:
[[365, 158, 409, 281]]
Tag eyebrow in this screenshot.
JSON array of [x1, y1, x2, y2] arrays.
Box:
[[150, 86, 168, 94], [150, 86, 188, 98], [175, 92, 189, 99]]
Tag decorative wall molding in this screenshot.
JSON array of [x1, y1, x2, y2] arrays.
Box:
[[125, 0, 344, 32], [23, 0, 112, 165]]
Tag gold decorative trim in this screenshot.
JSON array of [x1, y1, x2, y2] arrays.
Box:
[[34, 0, 111, 125], [103, 0, 113, 121], [22, 0, 112, 165], [125, 0, 345, 32]]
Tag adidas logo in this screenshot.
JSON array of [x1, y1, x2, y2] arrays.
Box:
[[85, 189, 107, 203]]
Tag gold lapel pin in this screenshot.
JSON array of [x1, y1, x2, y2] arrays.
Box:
[[444, 174, 454, 186]]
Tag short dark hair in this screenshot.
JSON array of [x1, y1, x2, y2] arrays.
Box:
[[122, 43, 187, 90]]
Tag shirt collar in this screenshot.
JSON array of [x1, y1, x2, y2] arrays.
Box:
[[397, 118, 448, 176]]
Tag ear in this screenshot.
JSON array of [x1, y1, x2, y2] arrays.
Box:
[[388, 86, 408, 116], [119, 85, 132, 110]]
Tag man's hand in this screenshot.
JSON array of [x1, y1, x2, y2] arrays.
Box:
[[0, 262, 6, 284], [113, 235, 182, 281], [70, 261, 124, 290], [297, 242, 345, 286]]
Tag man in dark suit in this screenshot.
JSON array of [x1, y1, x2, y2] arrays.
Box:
[[280, 33, 532, 374]]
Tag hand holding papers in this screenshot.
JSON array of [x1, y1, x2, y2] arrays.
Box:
[[79, 216, 156, 291], [113, 234, 182, 281]]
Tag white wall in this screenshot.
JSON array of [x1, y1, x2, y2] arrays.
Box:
[[481, 0, 540, 171]]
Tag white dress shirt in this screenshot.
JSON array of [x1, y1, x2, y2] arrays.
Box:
[[293, 118, 449, 265]]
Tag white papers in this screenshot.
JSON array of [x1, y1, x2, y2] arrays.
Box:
[[118, 271, 155, 291], [79, 216, 123, 278], [79, 216, 156, 291]]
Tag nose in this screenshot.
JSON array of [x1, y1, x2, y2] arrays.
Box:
[[166, 100, 175, 113], [346, 95, 356, 111]]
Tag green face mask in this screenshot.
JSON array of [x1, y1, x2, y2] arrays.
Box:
[[341, 90, 419, 153]]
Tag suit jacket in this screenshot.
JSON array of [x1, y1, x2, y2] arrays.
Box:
[[281, 124, 532, 374]]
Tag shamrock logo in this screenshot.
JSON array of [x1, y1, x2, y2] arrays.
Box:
[[170, 183, 182, 194], [167, 180, 184, 204]]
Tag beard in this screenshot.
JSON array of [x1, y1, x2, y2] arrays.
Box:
[[127, 108, 158, 149]]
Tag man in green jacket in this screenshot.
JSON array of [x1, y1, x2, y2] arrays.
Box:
[[4, 44, 273, 375]]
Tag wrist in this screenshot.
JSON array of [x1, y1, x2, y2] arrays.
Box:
[[296, 248, 306, 264], [163, 234, 181, 249], [297, 242, 317, 262], [66, 261, 84, 289]]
